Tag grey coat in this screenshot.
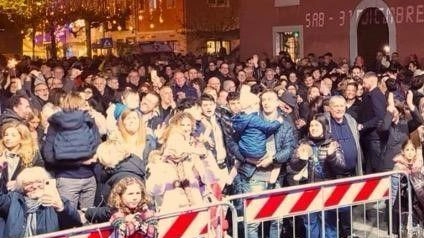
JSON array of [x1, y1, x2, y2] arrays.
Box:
[[325, 112, 363, 176]]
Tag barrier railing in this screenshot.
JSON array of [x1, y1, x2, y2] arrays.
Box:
[[226, 170, 413, 238], [32, 171, 414, 238], [32, 201, 238, 238]]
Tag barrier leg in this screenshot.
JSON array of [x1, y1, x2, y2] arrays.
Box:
[[406, 177, 413, 238], [350, 205, 353, 238], [321, 210, 325, 238], [376, 201, 380, 238], [389, 177, 393, 237], [363, 203, 367, 238]]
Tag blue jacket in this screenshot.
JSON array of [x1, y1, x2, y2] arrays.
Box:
[[0, 192, 81, 237], [42, 110, 101, 178], [233, 112, 281, 159], [237, 111, 297, 179]]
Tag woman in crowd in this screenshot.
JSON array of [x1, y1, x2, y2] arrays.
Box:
[[289, 113, 346, 238], [27, 109, 44, 148], [146, 112, 221, 212], [115, 108, 156, 159], [0, 122, 44, 193]]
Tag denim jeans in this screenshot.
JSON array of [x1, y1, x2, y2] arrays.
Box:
[[57, 176, 96, 209], [238, 178, 282, 238], [304, 210, 337, 238]]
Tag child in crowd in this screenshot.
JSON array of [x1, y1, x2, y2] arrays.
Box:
[[224, 85, 283, 192], [109, 177, 156, 238], [391, 140, 424, 234], [146, 113, 221, 212]]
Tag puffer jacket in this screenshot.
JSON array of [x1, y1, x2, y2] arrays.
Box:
[[100, 154, 146, 202], [238, 111, 297, 179], [42, 110, 101, 179], [232, 112, 281, 159], [289, 138, 346, 183], [0, 109, 25, 128], [42, 110, 101, 165]]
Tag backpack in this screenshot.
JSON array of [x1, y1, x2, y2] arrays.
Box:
[[53, 122, 99, 160]]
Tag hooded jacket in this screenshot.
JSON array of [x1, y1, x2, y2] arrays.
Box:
[[100, 154, 146, 201], [232, 112, 281, 159], [42, 110, 101, 178], [0, 109, 25, 128]]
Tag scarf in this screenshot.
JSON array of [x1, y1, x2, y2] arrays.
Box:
[[24, 197, 42, 237], [165, 154, 194, 206]]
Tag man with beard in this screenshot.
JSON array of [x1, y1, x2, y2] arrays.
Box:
[[0, 95, 32, 128], [358, 72, 387, 173]]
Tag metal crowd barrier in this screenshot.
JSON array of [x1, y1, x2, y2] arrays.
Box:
[[226, 170, 413, 238], [31, 171, 415, 238], [32, 201, 238, 238]]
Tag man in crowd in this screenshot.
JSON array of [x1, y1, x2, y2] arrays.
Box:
[[358, 72, 387, 173], [0, 94, 32, 127]]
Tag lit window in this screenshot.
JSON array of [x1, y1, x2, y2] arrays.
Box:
[[166, 0, 176, 8], [207, 40, 230, 54], [275, 31, 300, 61], [149, 0, 157, 10]]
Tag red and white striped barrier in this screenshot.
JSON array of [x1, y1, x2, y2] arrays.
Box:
[[244, 176, 391, 223], [158, 210, 209, 238], [43, 210, 210, 238], [33, 202, 237, 238]]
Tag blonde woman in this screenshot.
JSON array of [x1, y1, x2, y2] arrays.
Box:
[[27, 109, 43, 148], [116, 109, 156, 160], [0, 122, 44, 192], [42, 91, 101, 209]]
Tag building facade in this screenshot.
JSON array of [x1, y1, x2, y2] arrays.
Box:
[[23, 0, 239, 58], [240, 0, 424, 66]]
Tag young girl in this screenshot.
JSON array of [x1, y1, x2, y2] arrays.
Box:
[[393, 140, 423, 172], [391, 140, 424, 234], [146, 112, 221, 212], [109, 177, 156, 238]]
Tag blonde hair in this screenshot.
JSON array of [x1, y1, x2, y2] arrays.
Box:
[[160, 112, 195, 145], [97, 139, 128, 168], [0, 122, 38, 168], [108, 177, 150, 214], [60, 91, 86, 112], [16, 166, 51, 193], [117, 109, 146, 150], [28, 108, 41, 124]]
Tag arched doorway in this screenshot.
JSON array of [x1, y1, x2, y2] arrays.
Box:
[[349, 0, 396, 65], [357, 8, 389, 70]]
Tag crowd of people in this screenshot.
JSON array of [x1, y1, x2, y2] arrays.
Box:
[[0, 50, 423, 238]]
